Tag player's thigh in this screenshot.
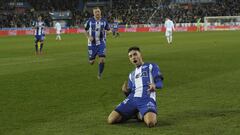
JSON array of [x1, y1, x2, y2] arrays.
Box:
[[112, 30, 116, 35], [88, 45, 97, 61], [40, 36, 44, 43], [97, 43, 106, 58], [165, 31, 170, 37], [115, 98, 137, 120], [137, 98, 157, 118], [35, 36, 40, 43]]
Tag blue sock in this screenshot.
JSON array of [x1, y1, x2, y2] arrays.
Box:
[[40, 43, 43, 52], [35, 44, 38, 52], [98, 62, 104, 76], [35, 41, 38, 52]]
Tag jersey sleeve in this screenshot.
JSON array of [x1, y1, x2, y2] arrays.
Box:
[[128, 73, 133, 91], [152, 64, 163, 89], [84, 19, 90, 31]]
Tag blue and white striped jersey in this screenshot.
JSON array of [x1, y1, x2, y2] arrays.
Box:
[[128, 63, 163, 101], [85, 17, 110, 45], [34, 21, 45, 36], [112, 22, 119, 29]]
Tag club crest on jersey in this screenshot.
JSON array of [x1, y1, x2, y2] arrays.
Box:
[[147, 101, 155, 109], [135, 71, 148, 79]]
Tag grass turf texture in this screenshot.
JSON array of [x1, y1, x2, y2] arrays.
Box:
[[0, 31, 240, 135]]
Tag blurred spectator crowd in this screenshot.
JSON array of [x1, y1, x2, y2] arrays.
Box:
[[0, 0, 240, 28]]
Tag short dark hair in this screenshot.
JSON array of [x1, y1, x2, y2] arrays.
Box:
[[128, 46, 141, 53], [93, 7, 100, 10]]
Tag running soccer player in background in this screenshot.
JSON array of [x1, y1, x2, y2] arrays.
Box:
[[196, 17, 201, 32], [55, 21, 62, 40], [164, 17, 175, 44], [84, 7, 111, 79], [107, 46, 164, 128], [112, 19, 120, 37], [33, 16, 45, 55]]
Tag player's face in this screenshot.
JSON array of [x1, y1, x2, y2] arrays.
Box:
[[128, 50, 143, 67], [93, 8, 101, 19]]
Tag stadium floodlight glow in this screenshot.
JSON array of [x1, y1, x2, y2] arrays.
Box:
[[204, 16, 240, 31]]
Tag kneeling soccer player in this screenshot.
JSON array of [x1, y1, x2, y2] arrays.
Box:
[[107, 46, 164, 128]]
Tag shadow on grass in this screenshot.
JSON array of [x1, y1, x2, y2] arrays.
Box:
[[112, 119, 172, 128], [109, 109, 240, 128], [160, 109, 240, 125]]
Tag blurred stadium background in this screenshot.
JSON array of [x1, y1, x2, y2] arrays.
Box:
[[0, 0, 240, 135]]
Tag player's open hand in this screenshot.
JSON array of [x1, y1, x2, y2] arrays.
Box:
[[88, 36, 94, 41], [148, 83, 156, 92], [122, 81, 129, 93]]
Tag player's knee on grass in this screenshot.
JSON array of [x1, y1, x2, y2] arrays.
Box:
[[146, 121, 156, 128], [144, 112, 157, 128], [107, 111, 122, 124]]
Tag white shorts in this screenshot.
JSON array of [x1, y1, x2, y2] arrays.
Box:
[[165, 30, 172, 37], [56, 30, 61, 34]]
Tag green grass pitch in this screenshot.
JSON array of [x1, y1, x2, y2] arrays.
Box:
[[0, 31, 240, 135]]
